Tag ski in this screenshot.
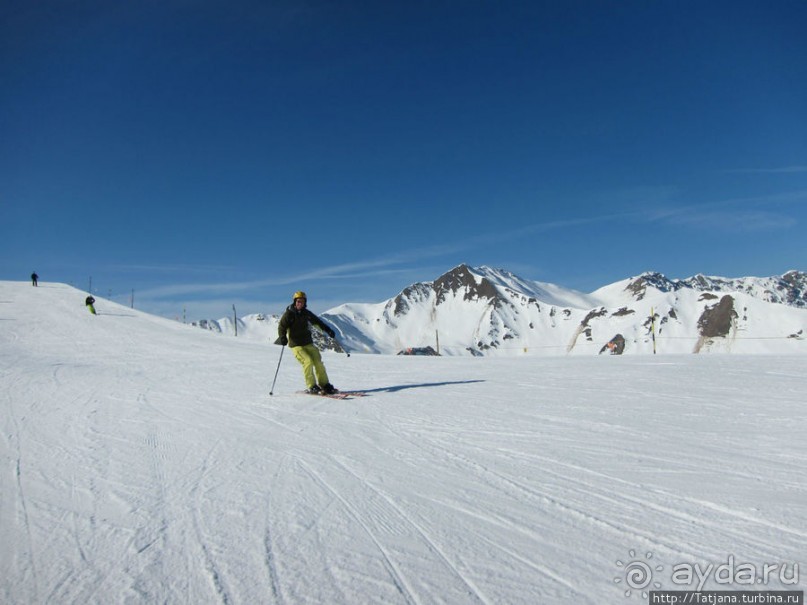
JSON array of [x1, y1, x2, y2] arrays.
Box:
[[300, 391, 350, 400], [295, 390, 368, 400]]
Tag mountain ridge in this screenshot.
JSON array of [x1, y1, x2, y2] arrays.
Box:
[[198, 264, 807, 357]]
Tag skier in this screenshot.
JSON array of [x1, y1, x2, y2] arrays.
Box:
[[85, 295, 96, 315], [276, 291, 338, 395], [31, 272, 38, 287]]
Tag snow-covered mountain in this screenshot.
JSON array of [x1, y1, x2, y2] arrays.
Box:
[[202, 264, 807, 356]]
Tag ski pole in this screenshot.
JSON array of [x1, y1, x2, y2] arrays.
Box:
[[269, 345, 285, 396]]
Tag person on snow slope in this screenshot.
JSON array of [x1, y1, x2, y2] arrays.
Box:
[[276, 291, 338, 395]]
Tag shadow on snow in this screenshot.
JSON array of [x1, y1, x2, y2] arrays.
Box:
[[353, 380, 485, 394]]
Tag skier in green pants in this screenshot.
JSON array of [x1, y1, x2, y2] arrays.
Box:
[[276, 291, 338, 395]]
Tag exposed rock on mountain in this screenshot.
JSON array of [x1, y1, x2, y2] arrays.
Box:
[[622, 270, 807, 308], [698, 295, 738, 338], [626, 272, 679, 299], [433, 263, 498, 303], [600, 334, 626, 355]]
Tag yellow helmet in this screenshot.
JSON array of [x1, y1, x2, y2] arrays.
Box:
[[293, 291, 307, 301]]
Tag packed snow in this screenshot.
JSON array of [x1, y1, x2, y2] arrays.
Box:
[[1, 281, 804, 604]]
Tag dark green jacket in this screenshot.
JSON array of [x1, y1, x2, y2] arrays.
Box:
[[277, 304, 333, 347]]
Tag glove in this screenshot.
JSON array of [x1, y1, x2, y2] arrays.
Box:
[[278, 336, 288, 346]]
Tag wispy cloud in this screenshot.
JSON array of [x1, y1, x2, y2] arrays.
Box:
[[458, 213, 638, 249], [639, 189, 807, 227], [133, 216, 527, 300], [107, 263, 237, 274], [135, 210, 665, 302], [665, 210, 797, 232], [136, 188, 807, 304], [135, 255, 449, 300]]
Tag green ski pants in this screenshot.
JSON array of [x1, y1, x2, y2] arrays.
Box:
[[292, 344, 329, 388]]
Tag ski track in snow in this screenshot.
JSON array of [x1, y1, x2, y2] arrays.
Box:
[[1, 281, 805, 604]]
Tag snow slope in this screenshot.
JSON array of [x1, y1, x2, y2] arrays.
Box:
[[1, 281, 805, 604]]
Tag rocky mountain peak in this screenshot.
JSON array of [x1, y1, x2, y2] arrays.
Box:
[[780, 271, 807, 307], [433, 264, 498, 304], [680, 271, 807, 308], [387, 265, 497, 318], [625, 272, 679, 300]]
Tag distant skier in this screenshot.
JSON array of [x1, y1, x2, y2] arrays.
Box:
[[31, 272, 38, 287], [85, 295, 96, 315], [276, 291, 338, 395]]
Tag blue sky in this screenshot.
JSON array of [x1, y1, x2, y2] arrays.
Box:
[[2, 1, 806, 320]]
